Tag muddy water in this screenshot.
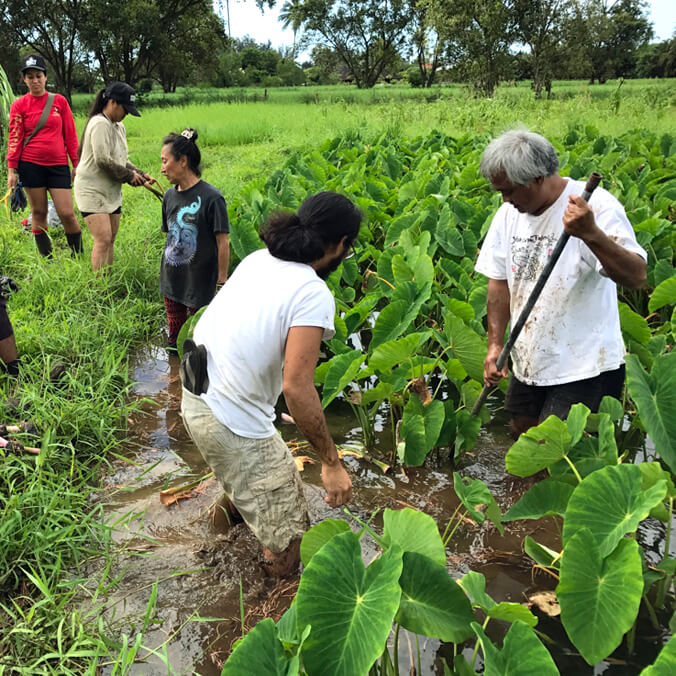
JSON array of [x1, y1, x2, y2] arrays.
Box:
[[91, 344, 672, 675]]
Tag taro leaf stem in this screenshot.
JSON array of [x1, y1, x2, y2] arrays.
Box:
[[416, 633, 421, 675], [656, 497, 674, 609], [441, 503, 463, 543], [393, 622, 400, 676], [471, 616, 491, 669], [562, 454, 583, 484]]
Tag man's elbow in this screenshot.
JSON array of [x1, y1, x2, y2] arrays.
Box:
[[626, 261, 647, 290]]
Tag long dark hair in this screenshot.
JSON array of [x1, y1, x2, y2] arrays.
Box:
[[260, 192, 362, 263], [162, 128, 202, 177], [77, 88, 107, 160]]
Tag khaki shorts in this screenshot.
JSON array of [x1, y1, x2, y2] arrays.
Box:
[[181, 388, 309, 552]]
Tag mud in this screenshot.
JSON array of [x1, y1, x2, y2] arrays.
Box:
[[88, 343, 672, 674]]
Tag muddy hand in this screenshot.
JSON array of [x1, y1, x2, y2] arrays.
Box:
[[321, 461, 352, 507], [483, 344, 508, 386], [563, 194, 598, 240]]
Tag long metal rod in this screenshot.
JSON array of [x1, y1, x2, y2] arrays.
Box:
[[471, 172, 603, 417]]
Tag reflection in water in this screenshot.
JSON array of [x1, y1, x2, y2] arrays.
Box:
[[90, 344, 670, 675]]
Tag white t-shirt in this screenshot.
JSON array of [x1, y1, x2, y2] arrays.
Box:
[[194, 249, 335, 438], [475, 179, 646, 386]]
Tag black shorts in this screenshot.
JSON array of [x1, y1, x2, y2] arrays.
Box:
[[0, 298, 14, 341], [18, 161, 71, 189], [505, 365, 626, 421], [80, 206, 122, 218]]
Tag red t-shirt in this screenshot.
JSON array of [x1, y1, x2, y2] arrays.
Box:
[[7, 92, 79, 169]]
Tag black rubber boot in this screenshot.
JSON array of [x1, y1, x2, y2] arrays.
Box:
[[66, 231, 83, 255], [2, 358, 20, 377], [34, 232, 53, 258]]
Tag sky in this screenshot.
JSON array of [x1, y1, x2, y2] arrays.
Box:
[[217, 0, 676, 59]]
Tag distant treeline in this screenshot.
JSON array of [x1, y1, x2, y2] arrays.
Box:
[[1, 0, 674, 102]]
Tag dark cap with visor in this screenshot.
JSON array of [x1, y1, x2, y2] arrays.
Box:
[[104, 81, 141, 117], [21, 54, 47, 74]]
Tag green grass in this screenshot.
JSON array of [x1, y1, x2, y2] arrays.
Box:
[[0, 80, 674, 670]]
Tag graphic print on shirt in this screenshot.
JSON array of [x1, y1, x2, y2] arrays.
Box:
[[165, 197, 201, 266], [510, 233, 558, 281]]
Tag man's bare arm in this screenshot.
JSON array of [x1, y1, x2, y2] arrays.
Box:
[[484, 278, 511, 386], [564, 195, 647, 289], [216, 232, 229, 285], [283, 326, 352, 507]]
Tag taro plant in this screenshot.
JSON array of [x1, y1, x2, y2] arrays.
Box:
[[502, 402, 675, 667], [221, 506, 550, 676]]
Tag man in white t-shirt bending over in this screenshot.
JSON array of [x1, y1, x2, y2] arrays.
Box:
[[475, 130, 647, 440], [181, 192, 360, 575]]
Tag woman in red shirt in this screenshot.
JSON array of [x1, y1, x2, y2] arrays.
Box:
[[6, 54, 83, 257]]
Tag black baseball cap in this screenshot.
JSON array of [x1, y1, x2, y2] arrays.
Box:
[[104, 81, 141, 117], [21, 54, 47, 74]]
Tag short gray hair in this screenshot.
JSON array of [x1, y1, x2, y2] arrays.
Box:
[[480, 130, 559, 185]]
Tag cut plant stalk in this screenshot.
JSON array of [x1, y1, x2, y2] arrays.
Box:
[[471, 172, 603, 416]]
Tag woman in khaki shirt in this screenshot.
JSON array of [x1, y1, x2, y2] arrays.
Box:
[[74, 82, 149, 271]]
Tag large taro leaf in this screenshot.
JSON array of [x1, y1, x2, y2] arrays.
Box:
[[399, 395, 445, 466], [626, 352, 676, 473], [321, 350, 364, 408], [296, 532, 403, 676], [505, 416, 571, 477], [222, 618, 291, 675], [381, 508, 445, 565], [452, 473, 503, 534], [368, 332, 430, 374], [562, 464, 667, 557], [395, 552, 474, 643], [459, 571, 496, 612], [641, 635, 676, 675], [487, 603, 537, 627], [471, 620, 559, 676], [618, 302, 650, 344], [503, 479, 574, 522], [648, 275, 676, 313], [441, 313, 486, 383], [300, 519, 351, 567], [557, 529, 643, 666]]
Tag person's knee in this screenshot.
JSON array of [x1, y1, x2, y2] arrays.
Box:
[[31, 207, 48, 223], [93, 232, 114, 247]]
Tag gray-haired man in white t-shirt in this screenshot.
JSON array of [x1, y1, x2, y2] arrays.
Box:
[[475, 130, 647, 439], [181, 192, 361, 576]]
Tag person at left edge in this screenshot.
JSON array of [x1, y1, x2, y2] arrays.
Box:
[[6, 54, 83, 258], [160, 128, 229, 354]]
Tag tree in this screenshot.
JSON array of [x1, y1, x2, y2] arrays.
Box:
[[297, 0, 414, 88], [635, 34, 676, 78], [441, 0, 517, 97], [0, 0, 86, 101], [79, 0, 214, 87], [564, 0, 652, 83], [514, 0, 571, 98], [279, 0, 304, 59], [408, 0, 450, 88]]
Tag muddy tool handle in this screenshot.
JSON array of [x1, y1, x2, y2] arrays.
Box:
[[471, 172, 603, 417]]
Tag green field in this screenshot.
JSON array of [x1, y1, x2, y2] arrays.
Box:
[[0, 82, 674, 672]]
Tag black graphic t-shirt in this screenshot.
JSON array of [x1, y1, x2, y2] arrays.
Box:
[[160, 180, 229, 308]]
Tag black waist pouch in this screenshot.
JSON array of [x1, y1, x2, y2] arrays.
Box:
[[180, 339, 209, 395]]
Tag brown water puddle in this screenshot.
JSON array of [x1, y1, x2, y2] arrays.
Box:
[[90, 344, 670, 675]]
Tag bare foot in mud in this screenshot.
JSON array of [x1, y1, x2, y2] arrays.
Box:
[[263, 538, 302, 578]]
